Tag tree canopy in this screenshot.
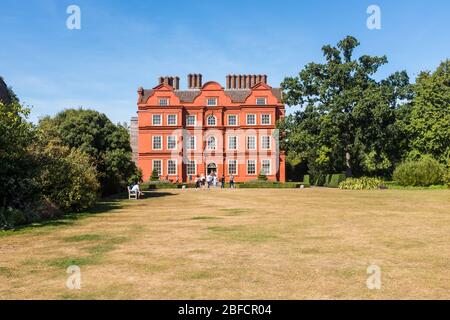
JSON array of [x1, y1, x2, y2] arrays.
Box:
[[280, 36, 412, 179], [404, 60, 450, 164], [38, 108, 138, 195]]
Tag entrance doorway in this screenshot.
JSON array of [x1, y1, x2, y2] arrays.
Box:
[[207, 163, 217, 175]]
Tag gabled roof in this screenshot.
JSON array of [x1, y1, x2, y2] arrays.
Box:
[[140, 86, 283, 104]]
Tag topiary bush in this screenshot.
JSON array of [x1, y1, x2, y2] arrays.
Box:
[[150, 169, 160, 181], [257, 170, 268, 181], [393, 157, 445, 187], [339, 177, 384, 190]]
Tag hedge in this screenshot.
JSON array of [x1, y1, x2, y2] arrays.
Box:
[[238, 182, 310, 189], [304, 173, 346, 188]]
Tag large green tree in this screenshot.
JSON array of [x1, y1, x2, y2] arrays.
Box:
[[38, 109, 138, 195], [280, 36, 412, 179], [404, 60, 450, 164], [0, 100, 40, 226]]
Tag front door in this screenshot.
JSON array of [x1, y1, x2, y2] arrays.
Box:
[[207, 163, 217, 175]]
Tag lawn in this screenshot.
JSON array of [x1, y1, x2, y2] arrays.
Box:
[[0, 188, 449, 300]]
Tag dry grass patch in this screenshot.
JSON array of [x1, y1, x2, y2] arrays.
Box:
[[0, 189, 449, 299]]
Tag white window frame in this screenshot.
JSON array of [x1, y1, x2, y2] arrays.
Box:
[[261, 159, 271, 175], [187, 115, 196, 126], [207, 136, 217, 150], [261, 135, 271, 150], [187, 135, 196, 150], [167, 135, 177, 150], [207, 115, 217, 126], [159, 98, 169, 106], [187, 160, 197, 176], [167, 114, 177, 126], [256, 97, 267, 105], [207, 98, 218, 106], [152, 114, 162, 126], [228, 159, 238, 175], [228, 136, 238, 150], [247, 159, 257, 175], [167, 159, 177, 176], [246, 114, 256, 125], [228, 114, 238, 126], [246, 136, 257, 150], [152, 159, 162, 176], [152, 136, 162, 150], [261, 114, 271, 125]]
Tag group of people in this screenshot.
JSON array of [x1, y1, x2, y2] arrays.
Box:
[[194, 172, 235, 189]]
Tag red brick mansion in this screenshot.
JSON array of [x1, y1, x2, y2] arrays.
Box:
[[136, 74, 286, 183]]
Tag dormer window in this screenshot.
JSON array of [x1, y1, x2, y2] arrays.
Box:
[[159, 98, 169, 106], [256, 97, 267, 105], [207, 98, 217, 106]]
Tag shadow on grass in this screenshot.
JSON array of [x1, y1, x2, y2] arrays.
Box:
[[0, 191, 177, 237]]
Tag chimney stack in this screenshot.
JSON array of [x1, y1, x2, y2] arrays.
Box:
[[225, 74, 268, 89], [188, 73, 202, 89], [158, 76, 179, 90]]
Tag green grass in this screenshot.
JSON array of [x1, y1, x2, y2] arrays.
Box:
[[192, 216, 220, 220], [63, 234, 106, 242]]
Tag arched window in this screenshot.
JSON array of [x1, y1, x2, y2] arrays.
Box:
[[207, 115, 216, 126], [207, 136, 216, 150]]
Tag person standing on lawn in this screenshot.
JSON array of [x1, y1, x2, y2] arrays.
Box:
[[229, 175, 235, 189], [220, 175, 225, 189]]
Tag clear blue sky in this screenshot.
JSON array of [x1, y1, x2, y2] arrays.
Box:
[[1, 0, 449, 123]]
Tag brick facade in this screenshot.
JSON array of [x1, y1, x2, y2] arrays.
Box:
[[137, 74, 286, 183]]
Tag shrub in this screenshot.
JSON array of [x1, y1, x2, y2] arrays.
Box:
[[339, 177, 384, 190], [324, 173, 347, 188], [303, 175, 310, 185], [150, 169, 160, 181], [238, 182, 310, 189], [393, 157, 445, 187], [37, 145, 100, 212], [257, 170, 268, 181]]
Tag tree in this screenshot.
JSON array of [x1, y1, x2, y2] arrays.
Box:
[[280, 36, 412, 178], [404, 60, 450, 164], [0, 100, 40, 227], [32, 139, 99, 212], [38, 109, 139, 195]]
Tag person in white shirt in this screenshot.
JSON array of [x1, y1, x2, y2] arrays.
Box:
[[131, 183, 144, 198]]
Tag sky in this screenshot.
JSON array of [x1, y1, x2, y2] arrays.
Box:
[[0, 0, 449, 124]]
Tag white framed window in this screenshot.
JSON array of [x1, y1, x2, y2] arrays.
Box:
[[167, 136, 177, 150], [228, 159, 238, 175], [246, 136, 256, 150], [261, 114, 271, 125], [167, 114, 177, 126], [167, 159, 177, 175], [247, 159, 256, 175], [187, 115, 196, 126], [228, 136, 238, 150], [207, 115, 217, 126], [228, 114, 238, 126], [159, 98, 169, 106], [152, 160, 162, 176], [187, 135, 196, 150], [256, 97, 267, 105], [152, 136, 162, 150], [261, 159, 271, 175], [207, 98, 217, 106], [187, 160, 196, 176], [207, 136, 216, 150], [261, 135, 271, 150], [152, 114, 162, 126], [246, 114, 256, 125]]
